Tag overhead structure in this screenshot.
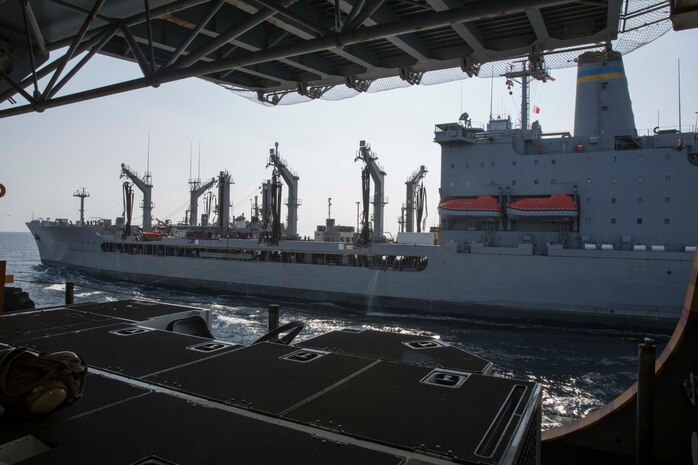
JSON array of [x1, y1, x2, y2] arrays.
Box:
[[355, 140, 386, 242], [189, 176, 216, 226], [0, 1, 674, 118], [267, 142, 300, 239], [405, 165, 427, 233], [120, 163, 153, 231]]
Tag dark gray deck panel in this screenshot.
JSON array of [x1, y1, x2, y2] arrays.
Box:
[[17, 323, 241, 378], [22, 392, 403, 465], [299, 329, 492, 373], [0, 308, 116, 341], [145, 342, 376, 415], [70, 299, 200, 322], [0, 374, 147, 444], [283, 361, 536, 463]]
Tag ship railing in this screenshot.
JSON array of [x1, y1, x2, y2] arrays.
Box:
[[283, 197, 302, 206], [434, 122, 485, 132], [639, 124, 698, 136]]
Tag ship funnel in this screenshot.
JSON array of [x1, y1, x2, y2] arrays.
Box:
[[573, 51, 637, 138]]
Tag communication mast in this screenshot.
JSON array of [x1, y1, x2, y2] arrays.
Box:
[[73, 187, 90, 225]]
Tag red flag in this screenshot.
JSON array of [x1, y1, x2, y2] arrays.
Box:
[[533, 106, 541, 114]]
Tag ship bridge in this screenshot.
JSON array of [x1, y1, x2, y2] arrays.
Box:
[[0, 0, 687, 118]]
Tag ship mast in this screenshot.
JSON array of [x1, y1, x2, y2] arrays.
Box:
[[73, 187, 90, 225], [503, 55, 551, 130]]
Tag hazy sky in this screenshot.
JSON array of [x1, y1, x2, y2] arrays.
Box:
[[1, 27, 697, 236]]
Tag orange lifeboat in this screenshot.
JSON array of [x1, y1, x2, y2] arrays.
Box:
[[142, 231, 163, 241], [506, 194, 578, 221], [438, 196, 501, 220]]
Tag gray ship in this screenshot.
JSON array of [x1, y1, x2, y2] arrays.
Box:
[[27, 51, 698, 328]]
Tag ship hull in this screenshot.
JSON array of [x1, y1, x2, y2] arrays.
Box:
[[27, 223, 690, 329]]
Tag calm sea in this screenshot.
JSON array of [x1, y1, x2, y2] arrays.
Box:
[[1, 231, 672, 430]]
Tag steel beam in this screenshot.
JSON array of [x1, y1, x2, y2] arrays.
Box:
[[0, 68, 36, 104], [526, 8, 550, 41], [42, 0, 106, 99], [0, 77, 149, 118], [164, 0, 226, 68], [252, 0, 331, 35], [46, 26, 118, 99], [343, 0, 386, 31], [0, 25, 111, 104], [23, 0, 48, 57], [46, 0, 212, 51], [145, 0, 157, 77], [229, 0, 381, 71], [120, 24, 153, 79], [21, 0, 40, 98], [163, 0, 575, 81], [170, 0, 298, 70], [0, 0, 579, 118], [333, 0, 430, 61]]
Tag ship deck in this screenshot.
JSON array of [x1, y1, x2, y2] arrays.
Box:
[[0, 300, 540, 465]]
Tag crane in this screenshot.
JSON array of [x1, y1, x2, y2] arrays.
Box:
[[355, 140, 386, 242], [267, 142, 300, 239], [120, 163, 153, 230], [405, 165, 427, 233], [189, 177, 216, 226]]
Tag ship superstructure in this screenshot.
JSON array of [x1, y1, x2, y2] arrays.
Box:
[[437, 51, 697, 255], [27, 52, 698, 328]]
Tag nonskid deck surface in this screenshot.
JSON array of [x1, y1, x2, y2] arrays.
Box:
[[1, 300, 541, 464]]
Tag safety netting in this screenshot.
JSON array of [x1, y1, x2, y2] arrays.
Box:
[[221, 0, 671, 106]]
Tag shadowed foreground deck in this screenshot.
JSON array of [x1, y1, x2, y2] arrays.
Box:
[[0, 300, 540, 465]]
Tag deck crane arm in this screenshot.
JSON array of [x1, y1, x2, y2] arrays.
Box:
[[405, 165, 427, 233], [267, 142, 300, 239], [120, 163, 153, 230], [354, 141, 386, 241], [189, 177, 216, 226]]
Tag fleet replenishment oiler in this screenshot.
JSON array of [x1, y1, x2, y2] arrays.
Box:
[[28, 51, 698, 328]]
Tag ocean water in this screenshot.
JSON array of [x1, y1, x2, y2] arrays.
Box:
[[1, 231, 672, 430]]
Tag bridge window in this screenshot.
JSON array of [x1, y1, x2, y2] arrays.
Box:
[[664, 218, 671, 225], [611, 218, 616, 224]]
